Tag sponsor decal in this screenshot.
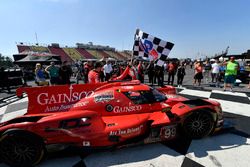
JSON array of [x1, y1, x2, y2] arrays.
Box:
[[139, 38, 159, 60], [109, 125, 143, 136], [113, 103, 142, 113], [37, 85, 94, 106], [94, 91, 114, 103], [161, 125, 176, 139], [73, 101, 89, 108], [45, 104, 74, 112], [106, 104, 114, 112]]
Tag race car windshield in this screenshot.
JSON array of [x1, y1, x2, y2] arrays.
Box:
[[151, 88, 167, 102]]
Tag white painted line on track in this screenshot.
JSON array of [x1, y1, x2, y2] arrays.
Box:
[[0, 108, 27, 123], [179, 89, 211, 98], [210, 98, 250, 117], [212, 90, 248, 97], [84, 143, 185, 167], [186, 133, 250, 167], [12, 97, 28, 104], [0, 105, 7, 116]]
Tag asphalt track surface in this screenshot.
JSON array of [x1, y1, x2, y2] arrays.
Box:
[[0, 67, 249, 167]]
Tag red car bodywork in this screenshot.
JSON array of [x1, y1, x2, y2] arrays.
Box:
[[0, 80, 223, 149]]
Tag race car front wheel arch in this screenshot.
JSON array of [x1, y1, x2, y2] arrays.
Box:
[[0, 129, 46, 167], [182, 110, 215, 139]]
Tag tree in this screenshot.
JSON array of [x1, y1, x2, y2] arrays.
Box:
[[0, 54, 14, 68]]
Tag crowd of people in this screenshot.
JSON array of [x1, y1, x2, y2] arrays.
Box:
[[33, 57, 250, 92], [192, 57, 250, 91], [33, 59, 188, 87]]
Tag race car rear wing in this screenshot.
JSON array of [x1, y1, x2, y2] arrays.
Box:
[[16, 81, 142, 115], [16, 83, 106, 115]]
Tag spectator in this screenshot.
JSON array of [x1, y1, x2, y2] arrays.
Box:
[[223, 57, 239, 92], [59, 61, 72, 85], [177, 63, 186, 87], [211, 59, 220, 87], [75, 61, 84, 84], [103, 60, 113, 81], [99, 63, 105, 82], [83, 62, 91, 83], [248, 72, 250, 89], [88, 62, 102, 84], [0, 67, 10, 93], [156, 66, 164, 87], [137, 61, 144, 83], [193, 61, 203, 86], [45, 62, 59, 85], [35, 63, 47, 86], [147, 61, 155, 85], [131, 60, 138, 79], [167, 61, 176, 85], [204, 60, 212, 84], [190, 61, 193, 69], [247, 64, 250, 89]]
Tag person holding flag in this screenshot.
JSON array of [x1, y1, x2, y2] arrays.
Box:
[[132, 29, 174, 86]]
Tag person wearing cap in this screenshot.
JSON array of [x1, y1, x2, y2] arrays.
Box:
[[88, 62, 102, 84], [223, 57, 239, 91], [45, 62, 59, 85]]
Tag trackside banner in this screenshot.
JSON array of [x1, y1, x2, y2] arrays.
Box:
[[16, 83, 105, 114]]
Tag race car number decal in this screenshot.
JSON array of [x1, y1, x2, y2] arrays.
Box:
[[161, 125, 176, 139]]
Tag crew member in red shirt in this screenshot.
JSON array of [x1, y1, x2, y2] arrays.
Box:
[[88, 62, 102, 84], [137, 61, 144, 83], [167, 61, 176, 85]]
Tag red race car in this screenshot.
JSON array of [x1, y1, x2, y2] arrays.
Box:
[[0, 80, 223, 167]]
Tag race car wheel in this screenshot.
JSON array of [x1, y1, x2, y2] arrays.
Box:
[[182, 111, 214, 139], [0, 130, 45, 167]]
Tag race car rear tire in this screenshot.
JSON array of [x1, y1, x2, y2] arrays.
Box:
[[182, 111, 214, 139], [0, 130, 45, 167]]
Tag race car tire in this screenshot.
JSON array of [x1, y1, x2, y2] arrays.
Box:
[[0, 130, 45, 167], [182, 111, 214, 139]]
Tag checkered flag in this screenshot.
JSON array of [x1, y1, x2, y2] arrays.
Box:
[[133, 29, 174, 66]]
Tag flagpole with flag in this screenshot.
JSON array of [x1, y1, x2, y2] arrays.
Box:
[[132, 29, 174, 67]]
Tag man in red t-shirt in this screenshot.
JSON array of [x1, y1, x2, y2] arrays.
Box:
[[88, 62, 102, 84], [167, 61, 176, 85], [137, 61, 144, 83]]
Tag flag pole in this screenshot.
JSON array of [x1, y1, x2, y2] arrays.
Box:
[[131, 28, 139, 65]]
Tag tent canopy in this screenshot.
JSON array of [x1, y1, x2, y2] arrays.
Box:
[[15, 55, 60, 63]]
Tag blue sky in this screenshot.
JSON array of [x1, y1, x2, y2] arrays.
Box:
[[0, 0, 250, 59]]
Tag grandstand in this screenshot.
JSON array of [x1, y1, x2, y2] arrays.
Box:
[[98, 50, 110, 58], [118, 51, 132, 60], [85, 49, 102, 59], [31, 46, 49, 53], [63, 47, 83, 61], [105, 51, 125, 60], [17, 45, 30, 53], [16, 42, 132, 63], [48, 46, 73, 63], [75, 48, 95, 59]]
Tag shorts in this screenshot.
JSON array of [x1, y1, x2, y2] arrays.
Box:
[[224, 75, 236, 84], [194, 72, 203, 80]]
